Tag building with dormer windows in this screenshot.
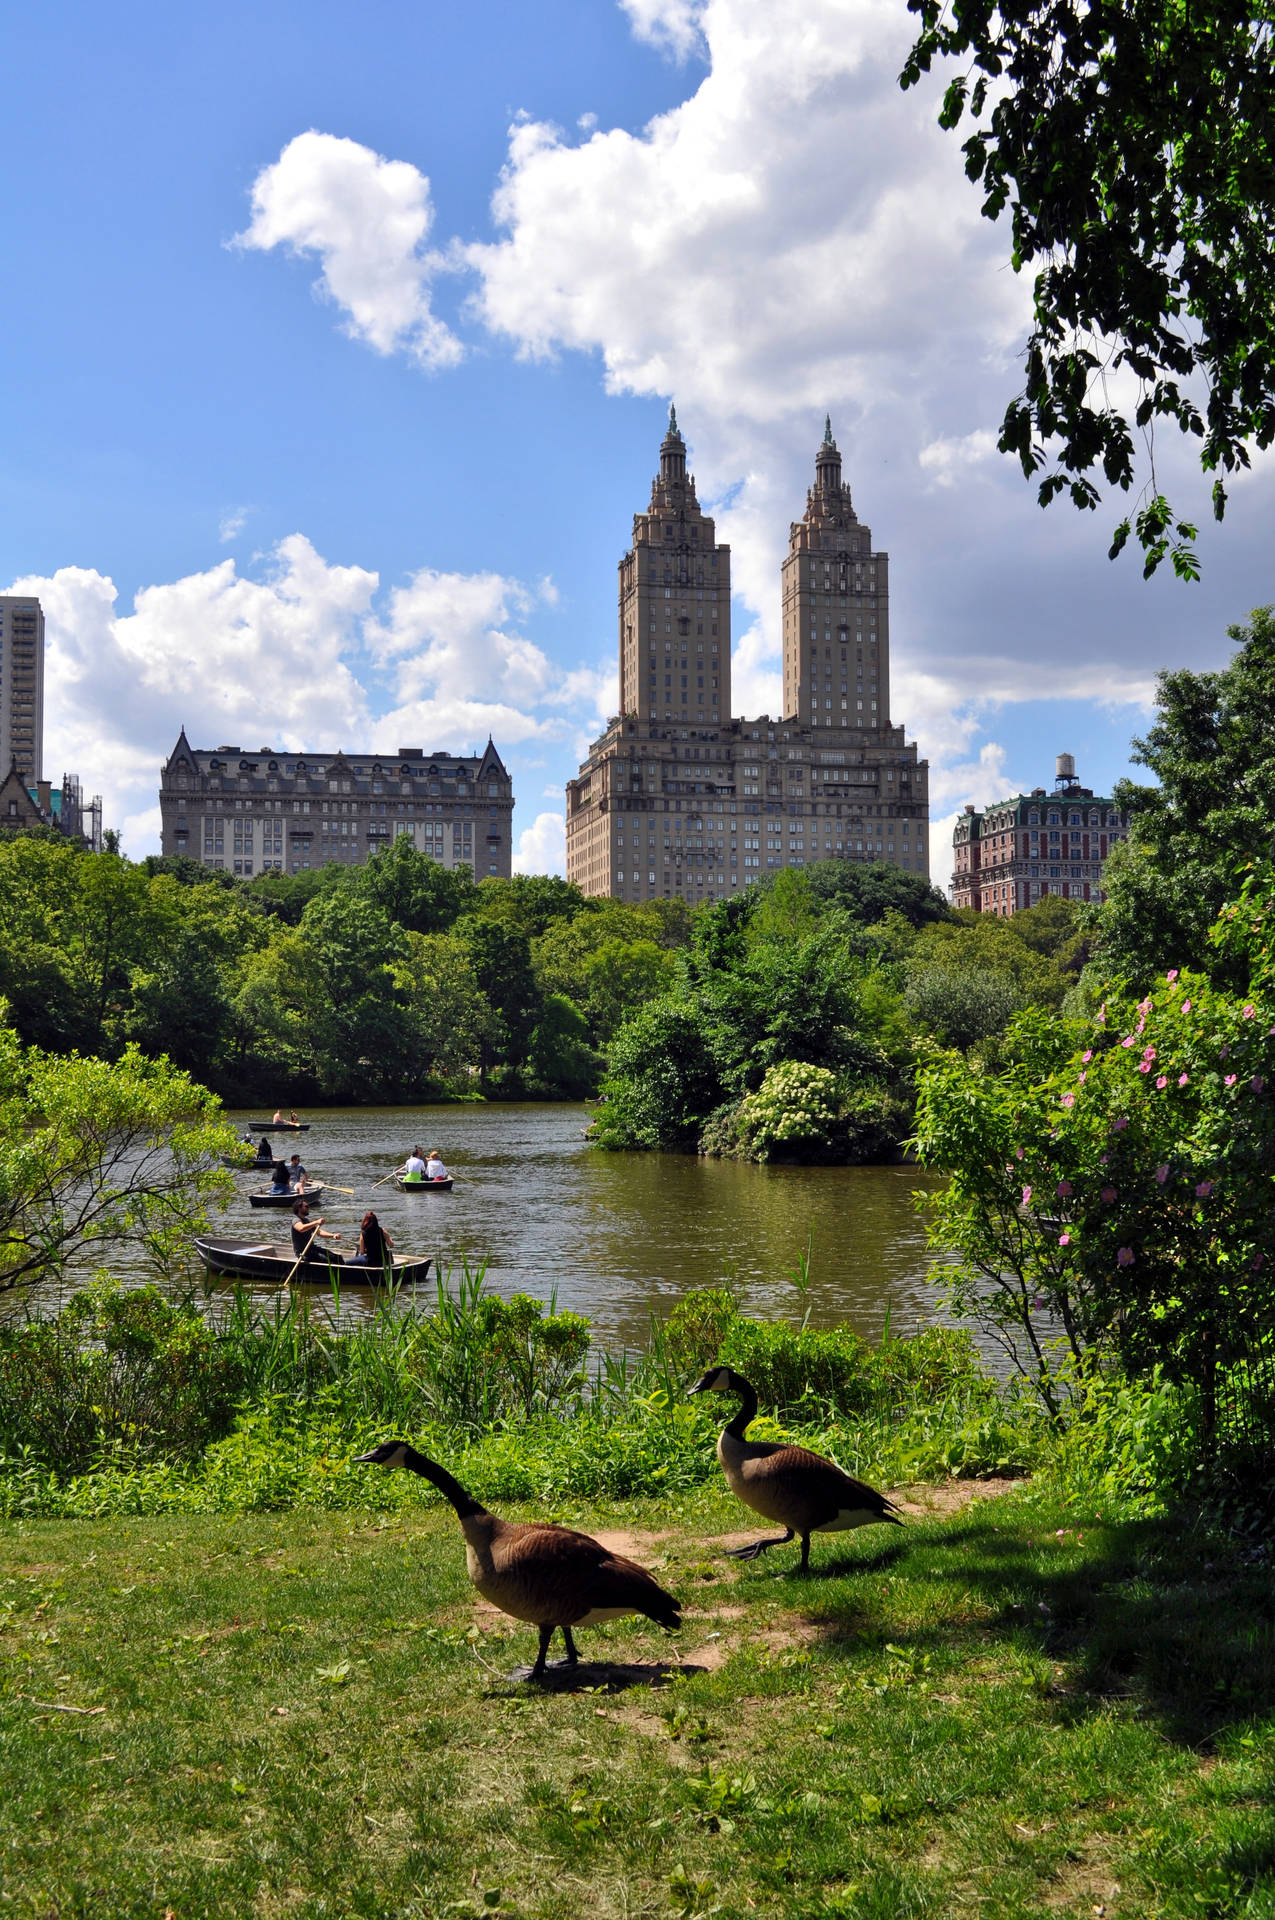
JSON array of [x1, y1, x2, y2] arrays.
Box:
[[566, 410, 931, 903], [951, 754, 1128, 915], [158, 735, 514, 878]]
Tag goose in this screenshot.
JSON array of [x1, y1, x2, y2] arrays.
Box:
[[354, 1442, 682, 1678], [688, 1366, 901, 1571]]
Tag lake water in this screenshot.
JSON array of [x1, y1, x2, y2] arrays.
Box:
[[206, 1103, 953, 1353]]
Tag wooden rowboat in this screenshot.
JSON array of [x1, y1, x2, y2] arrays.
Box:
[[247, 1121, 312, 1133], [248, 1182, 327, 1208], [194, 1237, 431, 1286], [395, 1175, 454, 1192]]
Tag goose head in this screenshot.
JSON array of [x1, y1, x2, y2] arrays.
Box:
[[354, 1440, 417, 1469], [688, 1365, 752, 1398]]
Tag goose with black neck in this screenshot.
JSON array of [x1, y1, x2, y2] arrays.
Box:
[[689, 1366, 901, 1572], [354, 1442, 682, 1680]]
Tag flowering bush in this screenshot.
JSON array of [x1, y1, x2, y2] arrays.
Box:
[[732, 1061, 844, 1161], [914, 870, 1275, 1444]]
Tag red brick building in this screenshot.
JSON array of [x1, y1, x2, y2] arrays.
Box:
[[951, 755, 1128, 916]]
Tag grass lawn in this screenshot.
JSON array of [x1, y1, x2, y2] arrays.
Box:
[[2, 1481, 1273, 1919]]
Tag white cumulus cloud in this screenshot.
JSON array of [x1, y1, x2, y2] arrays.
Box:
[[235, 130, 461, 369], [619, 0, 708, 59], [513, 810, 567, 876]]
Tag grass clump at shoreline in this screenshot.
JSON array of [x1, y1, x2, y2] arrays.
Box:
[[3, 1487, 1274, 1918]]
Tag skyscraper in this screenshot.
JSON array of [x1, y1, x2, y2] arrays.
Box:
[[0, 596, 44, 782], [565, 412, 931, 904]]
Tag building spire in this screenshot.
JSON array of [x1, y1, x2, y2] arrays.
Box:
[[823, 413, 834, 447], [667, 400, 681, 440]]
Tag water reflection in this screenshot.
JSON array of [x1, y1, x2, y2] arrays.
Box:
[[195, 1104, 952, 1353]]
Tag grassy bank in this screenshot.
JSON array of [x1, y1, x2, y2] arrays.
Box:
[[3, 1485, 1274, 1918]]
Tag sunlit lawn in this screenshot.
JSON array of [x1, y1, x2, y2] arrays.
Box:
[[2, 1484, 1273, 1918]]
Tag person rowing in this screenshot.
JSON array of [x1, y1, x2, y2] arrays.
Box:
[[287, 1152, 311, 1192], [398, 1145, 427, 1185], [290, 1197, 342, 1266], [272, 1107, 285, 1125]]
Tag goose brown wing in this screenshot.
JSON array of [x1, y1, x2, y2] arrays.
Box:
[[495, 1523, 682, 1629], [747, 1444, 900, 1530]]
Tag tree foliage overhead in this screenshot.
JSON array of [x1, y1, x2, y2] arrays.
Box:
[[901, 0, 1275, 576]]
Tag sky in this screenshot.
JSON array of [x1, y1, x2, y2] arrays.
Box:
[[3, 0, 1273, 879]]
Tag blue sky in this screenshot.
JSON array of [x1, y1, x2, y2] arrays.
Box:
[[4, 0, 1273, 873]]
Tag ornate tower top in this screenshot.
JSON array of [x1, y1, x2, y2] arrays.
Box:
[[814, 416, 844, 497], [659, 402, 687, 485], [822, 413, 834, 446]]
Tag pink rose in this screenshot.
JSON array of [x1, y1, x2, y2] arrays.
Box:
[[1015, 1147, 1024, 1159], [1139, 1062, 1152, 1074], [1082, 1050, 1093, 1063], [1156, 1076, 1168, 1089], [1022, 1186, 1032, 1204], [1116, 1247, 1134, 1267], [1244, 1005, 1255, 1018], [1226, 1074, 1237, 1087], [1059, 1233, 1071, 1247], [1178, 1073, 1189, 1086], [1061, 1092, 1076, 1107], [1142, 1047, 1156, 1061], [1057, 1181, 1073, 1197], [1196, 1181, 1213, 1198], [1166, 969, 1178, 983], [1121, 1036, 1136, 1049], [1155, 1165, 1169, 1183], [1182, 1000, 1191, 1013], [1112, 1117, 1128, 1131], [1101, 1186, 1116, 1203], [1138, 998, 1152, 1015]]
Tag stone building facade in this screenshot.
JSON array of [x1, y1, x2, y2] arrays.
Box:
[[566, 412, 930, 905], [0, 765, 103, 849], [158, 735, 514, 879], [950, 756, 1128, 915], [0, 596, 45, 783]]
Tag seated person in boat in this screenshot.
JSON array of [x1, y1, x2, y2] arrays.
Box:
[[255, 1135, 274, 1162], [347, 1210, 394, 1269], [287, 1153, 310, 1191], [269, 1158, 292, 1193], [425, 1150, 448, 1181], [400, 1145, 427, 1184], [272, 1108, 285, 1125], [291, 1197, 341, 1263]]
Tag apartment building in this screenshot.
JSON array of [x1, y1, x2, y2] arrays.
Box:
[[951, 755, 1129, 914], [0, 596, 44, 782]]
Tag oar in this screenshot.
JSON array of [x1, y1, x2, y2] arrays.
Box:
[[278, 1226, 343, 1288], [318, 1185, 356, 1197], [371, 1169, 402, 1190]]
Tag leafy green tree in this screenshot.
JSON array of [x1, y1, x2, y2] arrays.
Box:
[[353, 837, 476, 934], [470, 873, 588, 938], [524, 993, 598, 1098], [902, 0, 1275, 577], [801, 858, 949, 928], [453, 917, 542, 1080], [1099, 607, 1275, 986], [60, 852, 166, 1055], [395, 932, 500, 1084], [0, 1015, 237, 1297], [905, 967, 1025, 1051], [594, 1001, 725, 1151], [905, 912, 1073, 1012], [533, 905, 678, 1045]]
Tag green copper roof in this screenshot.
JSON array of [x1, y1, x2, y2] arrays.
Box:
[[822, 414, 834, 447]]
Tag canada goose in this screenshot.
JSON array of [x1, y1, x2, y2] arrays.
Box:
[[688, 1366, 901, 1571], [354, 1442, 682, 1678]]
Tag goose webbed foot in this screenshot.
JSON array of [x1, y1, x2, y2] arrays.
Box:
[[529, 1624, 554, 1681], [725, 1529, 794, 1561]]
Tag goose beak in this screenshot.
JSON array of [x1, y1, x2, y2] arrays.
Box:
[[353, 1450, 379, 1464]]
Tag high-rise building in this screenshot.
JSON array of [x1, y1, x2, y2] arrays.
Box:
[[0, 596, 45, 782], [951, 754, 1128, 915], [566, 412, 931, 904], [158, 736, 514, 878]]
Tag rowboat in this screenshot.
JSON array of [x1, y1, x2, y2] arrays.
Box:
[[248, 1182, 327, 1208], [194, 1237, 431, 1286], [221, 1155, 260, 1171], [395, 1175, 454, 1192], [247, 1121, 312, 1133]]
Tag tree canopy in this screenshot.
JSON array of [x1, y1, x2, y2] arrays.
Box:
[[901, 0, 1275, 577]]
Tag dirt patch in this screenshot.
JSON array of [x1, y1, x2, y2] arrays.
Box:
[[587, 1529, 675, 1559], [889, 1477, 1028, 1517]]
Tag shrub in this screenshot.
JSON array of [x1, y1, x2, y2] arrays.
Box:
[[699, 1063, 911, 1164], [0, 1281, 242, 1474]]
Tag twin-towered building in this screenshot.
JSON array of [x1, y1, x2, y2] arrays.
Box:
[[951, 755, 1128, 915], [566, 411, 930, 903]]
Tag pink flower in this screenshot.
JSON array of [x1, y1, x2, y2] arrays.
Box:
[[1156, 1076, 1168, 1089], [1057, 1180, 1073, 1197], [1112, 1116, 1128, 1131], [1082, 1050, 1093, 1063], [1155, 1165, 1169, 1184], [1061, 1092, 1076, 1107], [1138, 998, 1152, 1015], [1166, 969, 1178, 983], [1116, 1247, 1135, 1267], [1137, 1018, 1147, 1034], [1226, 1074, 1237, 1087], [1253, 1077, 1265, 1093], [1022, 1186, 1032, 1204], [1015, 1147, 1024, 1159], [1182, 1000, 1191, 1014], [1220, 1045, 1230, 1060], [1099, 1153, 1109, 1164], [1078, 1071, 1087, 1085], [1253, 1254, 1265, 1273], [1139, 1062, 1152, 1073], [1097, 1007, 1107, 1025], [1178, 1073, 1189, 1086], [1195, 1181, 1213, 1198], [1101, 1186, 1117, 1203], [1142, 1047, 1156, 1061], [1121, 1036, 1136, 1049], [1059, 1233, 1071, 1247], [1244, 1005, 1255, 1018], [1033, 1296, 1045, 1309]]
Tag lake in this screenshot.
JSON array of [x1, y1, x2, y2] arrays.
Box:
[[208, 1103, 952, 1353]]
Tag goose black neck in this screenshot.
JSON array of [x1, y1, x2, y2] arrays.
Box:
[[725, 1379, 758, 1440], [401, 1447, 486, 1518]]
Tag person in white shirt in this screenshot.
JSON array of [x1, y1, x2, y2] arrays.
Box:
[[425, 1151, 449, 1181], [400, 1146, 427, 1184]]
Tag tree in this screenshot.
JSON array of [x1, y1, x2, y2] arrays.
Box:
[[453, 917, 543, 1082], [901, 0, 1275, 576], [524, 993, 598, 1098], [801, 859, 949, 928], [470, 873, 588, 938], [353, 837, 476, 934], [0, 1016, 237, 1296], [594, 1001, 725, 1151], [1098, 606, 1275, 986], [396, 932, 500, 1084]]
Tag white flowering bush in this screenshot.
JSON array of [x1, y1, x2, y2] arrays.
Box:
[[732, 1062, 843, 1162]]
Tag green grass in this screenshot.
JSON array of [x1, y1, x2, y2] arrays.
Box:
[[3, 1484, 1274, 1918]]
